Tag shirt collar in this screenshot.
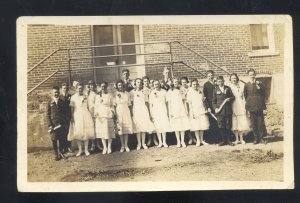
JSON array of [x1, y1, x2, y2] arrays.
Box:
[[52, 97, 59, 104]]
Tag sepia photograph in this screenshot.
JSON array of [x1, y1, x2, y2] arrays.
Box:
[[17, 15, 293, 191]]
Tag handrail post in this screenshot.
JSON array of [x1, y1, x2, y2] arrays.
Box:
[[67, 49, 72, 86], [169, 42, 174, 79]]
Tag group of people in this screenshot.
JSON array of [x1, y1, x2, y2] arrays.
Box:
[[47, 67, 267, 161]]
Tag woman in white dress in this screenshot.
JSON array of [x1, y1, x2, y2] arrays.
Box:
[[166, 78, 190, 148], [142, 76, 159, 147], [131, 78, 155, 150], [68, 83, 95, 156], [86, 80, 100, 152], [180, 76, 196, 145], [114, 80, 134, 152], [149, 80, 171, 148], [187, 79, 210, 147], [229, 73, 249, 144], [94, 82, 116, 154]]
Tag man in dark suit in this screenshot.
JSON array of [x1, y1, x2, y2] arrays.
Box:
[[160, 67, 172, 91], [59, 83, 73, 154], [212, 76, 235, 146], [121, 69, 134, 92], [244, 68, 267, 144], [47, 86, 66, 161], [203, 70, 219, 144]]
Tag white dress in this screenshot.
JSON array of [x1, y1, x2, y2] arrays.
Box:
[[166, 88, 190, 131], [149, 89, 171, 133], [186, 89, 210, 131], [68, 93, 95, 141], [94, 93, 116, 139], [130, 89, 155, 133], [87, 91, 96, 139], [114, 91, 134, 135], [87, 91, 97, 116], [143, 87, 156, 133], [230, 82, 250, 131]]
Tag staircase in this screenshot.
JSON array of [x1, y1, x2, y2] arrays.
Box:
[[27, 41, 234, 95]]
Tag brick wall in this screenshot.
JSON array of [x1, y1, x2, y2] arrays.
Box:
[[27, 25, 93, 91], [142, 24, 285, 80], [27, 24, 285, 91]]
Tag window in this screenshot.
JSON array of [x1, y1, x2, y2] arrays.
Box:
[[250, 24, 269, 50], [92, 25, 144, 82], [248, 24, 279, 57]]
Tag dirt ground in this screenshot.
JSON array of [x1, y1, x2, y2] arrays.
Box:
[[28, 140, 283, 182]]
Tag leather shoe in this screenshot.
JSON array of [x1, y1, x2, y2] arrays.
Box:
[[55, 154, 61, 161]]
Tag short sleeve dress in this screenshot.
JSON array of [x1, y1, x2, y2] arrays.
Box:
[[230, 82, 249, 131], [86, 90, 97, 118], [186, 89, 210, 131], [149, 89, 171, 133], [130, 89, 155, 133], [94, 93, 116, 139], [67, 93, 95, 141], [166, 88, 190, 131], [113, 91, 134, 135]]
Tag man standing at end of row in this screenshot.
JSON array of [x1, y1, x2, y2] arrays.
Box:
[[244, 68, 267, 144]]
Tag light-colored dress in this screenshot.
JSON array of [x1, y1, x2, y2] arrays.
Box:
[[142, 86, 152, 100], [186, 89, 210, 131], [130, 89, 155, 133], [87, 90, 97, 116], [87, 90, 96, 139], [179, 86, 189, 101], [68, 93, 95, 141], [230, 82, 250, 131], [166, 88, 190, 131], [149, 89, 171, 133], [114, 91, 133, 135], [94, 93, 116, 139]]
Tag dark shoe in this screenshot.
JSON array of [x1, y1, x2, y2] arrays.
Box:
[[218, 141, 226, 146], [253, 139, 259, 144], [228, 142, 235, 146], [59, 153, 67, 160], [260, 139, 268, 144], [55, 154, 61, 161]]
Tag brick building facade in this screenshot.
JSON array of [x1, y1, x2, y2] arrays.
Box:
[[27, 23, 285, 105]]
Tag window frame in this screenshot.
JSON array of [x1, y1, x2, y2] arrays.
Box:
[[248, 24, 279, 57]]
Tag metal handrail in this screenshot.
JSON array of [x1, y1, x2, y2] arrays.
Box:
[[64, 41, 171, 50], [172, 41, 245, 83], [73, 61, 179, 71], [27, 49, 60, 74], [70, 51, 170, 60], [27, 41, 171, 74], [27, 69, 60, 95], [173, 61, 205, 77], [172, 41, 231, 75], [27, 40, 244, 95]]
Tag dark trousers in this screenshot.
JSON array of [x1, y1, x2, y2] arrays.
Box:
[[50, 129, 64, 155], [249, 111, 266, 141], [205, 114, 219, 144], [61, 124, 71, 151], [219, 128, 231, 144]]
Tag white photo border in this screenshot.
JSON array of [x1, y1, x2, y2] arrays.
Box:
[[17, 15, 294, 192]]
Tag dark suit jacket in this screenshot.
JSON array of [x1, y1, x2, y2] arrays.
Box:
[[59, 93, 72, 125], [123, 79, 134, 92], [244, 81, 266, 112], [203, 81, 216, 109], [212, 85, 235, 116], [160, 78, 171, 91], [47, 99, 64, 128]]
